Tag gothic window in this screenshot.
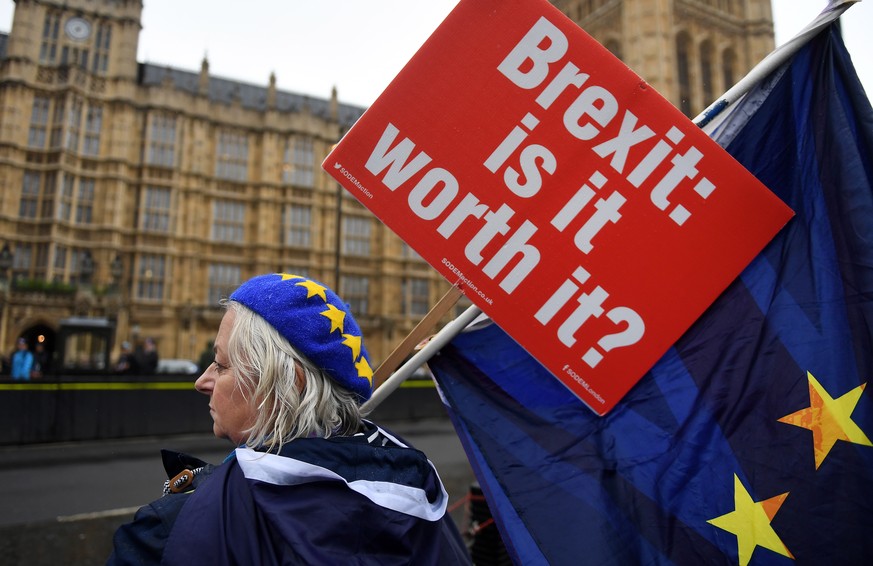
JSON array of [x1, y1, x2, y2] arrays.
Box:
[[19, 171, 41, 218], [208, 263, 241, 305], [20, 172, 58, 220], [215, 130, 249, 182], [700, 41, 715, 106], [65, 97, 82, 152], [40, 173, 56, 219], [69, 249, 90, 283], [75, 178, 95, 224], [147, 114, 177, 167], [13, 243, 32, 280], [39, 12, 61, 64], [92, 23, 112, 74], [142, 187, 172, 232], [283, 204, 312, 247], [342, 216, 371, 257], [53, 245, 67, 282], [137, 254, 166, 301], [34, 243, 49, 279], [340, 275, 369, 315], [283, 137, 315, 188], [402, 277, 430, 316], [28, 96, 50, 148], [82, 105, 102, 156], [722, 49, 737, 91], [57, 174, 75, 222], [676, 33, 693, 116], [211, 199, 246, 242], [50, 99, 65, 148]]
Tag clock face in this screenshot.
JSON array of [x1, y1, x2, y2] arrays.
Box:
[[64, 17, 92, 41]]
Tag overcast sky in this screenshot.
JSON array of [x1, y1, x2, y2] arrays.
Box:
[[0, 1, 869, 108]]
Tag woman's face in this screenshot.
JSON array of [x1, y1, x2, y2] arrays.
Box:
[[194, 309, 257, 444]]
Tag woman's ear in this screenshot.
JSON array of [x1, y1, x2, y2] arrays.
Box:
[[294, 363, 306, 391]]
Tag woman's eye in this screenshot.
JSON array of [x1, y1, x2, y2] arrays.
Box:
[[212, 360, 228, 372]]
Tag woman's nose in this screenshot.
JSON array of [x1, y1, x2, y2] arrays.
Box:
[[194, 368, 214, 394]]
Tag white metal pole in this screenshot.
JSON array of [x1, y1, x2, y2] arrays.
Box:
[[694, 0, 858, 128], [361, 304, 482, 415]]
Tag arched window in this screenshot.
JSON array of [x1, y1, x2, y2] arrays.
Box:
[[676, 33, 693, 116], [700, 40, 715, 106], [722, 48, 737, 90]]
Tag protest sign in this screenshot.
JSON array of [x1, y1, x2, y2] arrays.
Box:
[[325, 0, 793, 414]]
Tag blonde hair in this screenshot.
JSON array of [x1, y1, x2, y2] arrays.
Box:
[[224, 300, 362, 451]]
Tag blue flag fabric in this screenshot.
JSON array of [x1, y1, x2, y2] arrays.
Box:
[[430, 23, 873, 566]]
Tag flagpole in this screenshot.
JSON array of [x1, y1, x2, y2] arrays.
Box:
[[361, 303, 482, 415], [694, 0, 858, 128]]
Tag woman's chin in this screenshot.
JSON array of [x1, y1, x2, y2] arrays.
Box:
[[212, 424, 227, 440]]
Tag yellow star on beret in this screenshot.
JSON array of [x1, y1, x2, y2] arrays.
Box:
[[342, 334, 362, 360], [355, 357, 374, 384], [320, 304, 346, 334], [296, 279, 327, 302]]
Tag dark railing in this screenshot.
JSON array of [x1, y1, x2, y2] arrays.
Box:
[[0, 374, 444, 445]]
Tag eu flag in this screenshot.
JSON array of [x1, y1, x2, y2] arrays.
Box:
[[430, 22, 873, 566]]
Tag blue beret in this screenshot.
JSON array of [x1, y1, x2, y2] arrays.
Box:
[[229, 273, 373, 402]]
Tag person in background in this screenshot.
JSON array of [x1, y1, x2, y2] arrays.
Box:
[[30, 342, 49, 379], [10, 338, 33, 381], [137, 337, 159, 375], [108, 273, 471, 565], [115, 341, 140, 375]]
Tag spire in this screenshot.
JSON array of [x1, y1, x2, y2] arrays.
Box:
[[199, 55, 209, 95], [329, 85, 338, 120], [267, 72, 277, 108]]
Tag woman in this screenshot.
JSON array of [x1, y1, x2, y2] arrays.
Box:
[[109, 273, 471, 565]]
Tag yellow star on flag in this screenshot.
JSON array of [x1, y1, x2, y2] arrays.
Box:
[[342, 334, 362, 360], [278, 273, 304, 282], [319, 304, 345, 334], [295, 279, 327, 301], [355, 357, 374, 385], [707, 474, 792, 566], [778, 371, 871, 469]]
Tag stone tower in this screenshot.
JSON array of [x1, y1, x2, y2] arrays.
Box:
[[550, 0, 775, 116], [3, 0, 142, 80]]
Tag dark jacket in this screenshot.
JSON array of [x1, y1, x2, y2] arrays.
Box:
[[108, 451, 215, 565], [107, 422, 471, 565]]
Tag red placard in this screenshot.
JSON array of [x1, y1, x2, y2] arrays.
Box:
[[324, 0, 793, 415]]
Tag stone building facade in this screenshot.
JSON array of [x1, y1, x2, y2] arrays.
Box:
[[0, 0, 463, 373], [0, 0, 773, 374], [551, 0, 775, 116]]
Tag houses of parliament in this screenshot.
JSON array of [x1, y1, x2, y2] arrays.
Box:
[[0, 0, 774, 373]]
